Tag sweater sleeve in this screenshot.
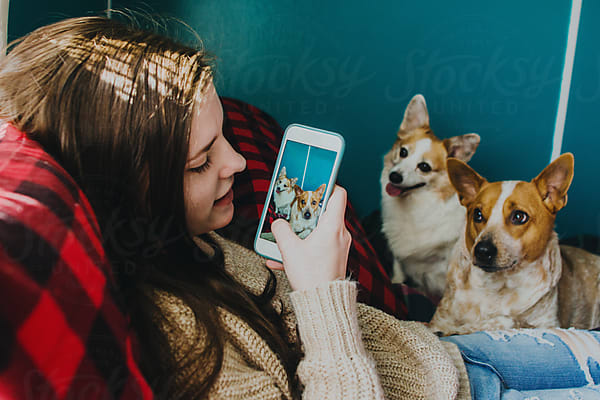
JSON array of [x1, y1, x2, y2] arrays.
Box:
[[289, 280, 386, 400]]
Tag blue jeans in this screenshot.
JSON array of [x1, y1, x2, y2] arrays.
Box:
[[441, 329, 600, 399]]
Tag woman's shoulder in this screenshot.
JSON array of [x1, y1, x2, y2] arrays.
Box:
[[151, 289, 204, 347]]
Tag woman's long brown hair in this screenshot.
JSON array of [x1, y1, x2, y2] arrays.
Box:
[[0, 16, 298, 398]]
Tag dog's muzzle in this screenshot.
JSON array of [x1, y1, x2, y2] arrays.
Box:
[[389, 171, 403, 184], [474, 240, 499, 272]]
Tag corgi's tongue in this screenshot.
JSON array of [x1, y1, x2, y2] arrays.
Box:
[[386, 183, 404, 197]]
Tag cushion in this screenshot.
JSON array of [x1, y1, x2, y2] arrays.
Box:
[[219, 97, 413, 319], [0, 124, 152, 399]]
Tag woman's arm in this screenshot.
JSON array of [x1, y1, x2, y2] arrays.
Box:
[[270, 186, 386, 399], [291, 280, 385, 399]]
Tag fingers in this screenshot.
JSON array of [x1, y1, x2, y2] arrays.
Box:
[[319, 185, 348, 226], [265, 259, 284, 270], [344, 228, 352, 247], [270, 218, 299, 246]]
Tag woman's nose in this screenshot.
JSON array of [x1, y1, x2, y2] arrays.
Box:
[[220, 140, 246, 178]]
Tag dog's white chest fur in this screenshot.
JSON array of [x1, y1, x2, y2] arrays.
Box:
[[274, 189, 295, 217], [381, 189, 465, 297]]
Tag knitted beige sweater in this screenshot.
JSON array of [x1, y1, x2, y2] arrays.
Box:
[[154, 233, 470, 399]]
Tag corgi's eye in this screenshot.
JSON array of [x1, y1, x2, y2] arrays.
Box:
[[418, 162, 431, 173], [473, 208, 484, 223], [400, 147, 408, 158], [510, 210, 529, 225]]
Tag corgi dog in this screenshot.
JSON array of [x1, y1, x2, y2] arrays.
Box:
[[429, 153, 600, 335], [273, 166, 298, 219], [290, 183, 326, 239], [381, 94, 480, 298]]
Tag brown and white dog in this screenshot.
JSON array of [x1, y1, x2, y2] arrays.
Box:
[[290, 183, 326, 239], [429, 153, 600, 335], [273, 166, 298, 220], [381, 94, 480, 298]]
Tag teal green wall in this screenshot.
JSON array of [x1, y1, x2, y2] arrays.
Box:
[[146, 0, 587, 237], [11, 1, 599, 238], [8, 0, 105, 41], [560, 0, 600, 238]]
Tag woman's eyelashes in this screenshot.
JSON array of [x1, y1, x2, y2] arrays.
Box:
[[189, 156, 211, 173]]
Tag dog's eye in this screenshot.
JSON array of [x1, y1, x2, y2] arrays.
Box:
[[400, 147, 408, 158], [510, 210, 529, 225], [418, 162, 432, 173], [473, 208, 484, 223]]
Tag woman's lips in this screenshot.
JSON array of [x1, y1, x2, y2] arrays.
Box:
[[214, 188, 234, 206]]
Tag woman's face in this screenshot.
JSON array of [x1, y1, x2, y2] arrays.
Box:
[[183, 83, 246, 236]]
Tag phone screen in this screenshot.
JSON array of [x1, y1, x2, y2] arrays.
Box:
[[255, 124, 345, 261], [258, 139, 339, 241]]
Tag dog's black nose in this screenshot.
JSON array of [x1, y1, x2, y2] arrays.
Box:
[[303, 211, 312, 220], [389, 171, 403, 184], [474, 240, 497, 265]]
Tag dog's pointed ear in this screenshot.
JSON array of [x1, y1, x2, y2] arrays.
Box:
[[398, 94, 429, 137], [532, 153, 574, 214], [316, 184, 326, 196], [279, 166, 286, 177], [443, 133, 480, 162], [447, 158, 486, 206]]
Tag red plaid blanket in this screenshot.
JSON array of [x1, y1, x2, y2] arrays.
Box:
[[0, 124, 152, 399]]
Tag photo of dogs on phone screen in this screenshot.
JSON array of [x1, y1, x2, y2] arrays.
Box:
[[260, 141, 337, 241]]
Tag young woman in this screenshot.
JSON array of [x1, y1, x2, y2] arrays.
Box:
[[0, 15, 464, 399]]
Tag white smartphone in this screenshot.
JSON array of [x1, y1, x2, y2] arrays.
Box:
[[254, 124, 345, 262]]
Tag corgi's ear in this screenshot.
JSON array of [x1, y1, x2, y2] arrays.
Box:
[[447, 158, 486, 206], [398, 94, 429, 136], [316, 184, 326, 196], [443, 133, 480, 162], [290, 177, 298, 186], [532, 153, 574, 214], [279, 166, 287, 177]]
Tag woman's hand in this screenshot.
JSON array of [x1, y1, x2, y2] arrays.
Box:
[[266, 185, 352, 292]]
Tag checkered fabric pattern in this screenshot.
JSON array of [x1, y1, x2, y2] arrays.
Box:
[[0, 124, 153, 399], [221, 97, 409, 320]]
